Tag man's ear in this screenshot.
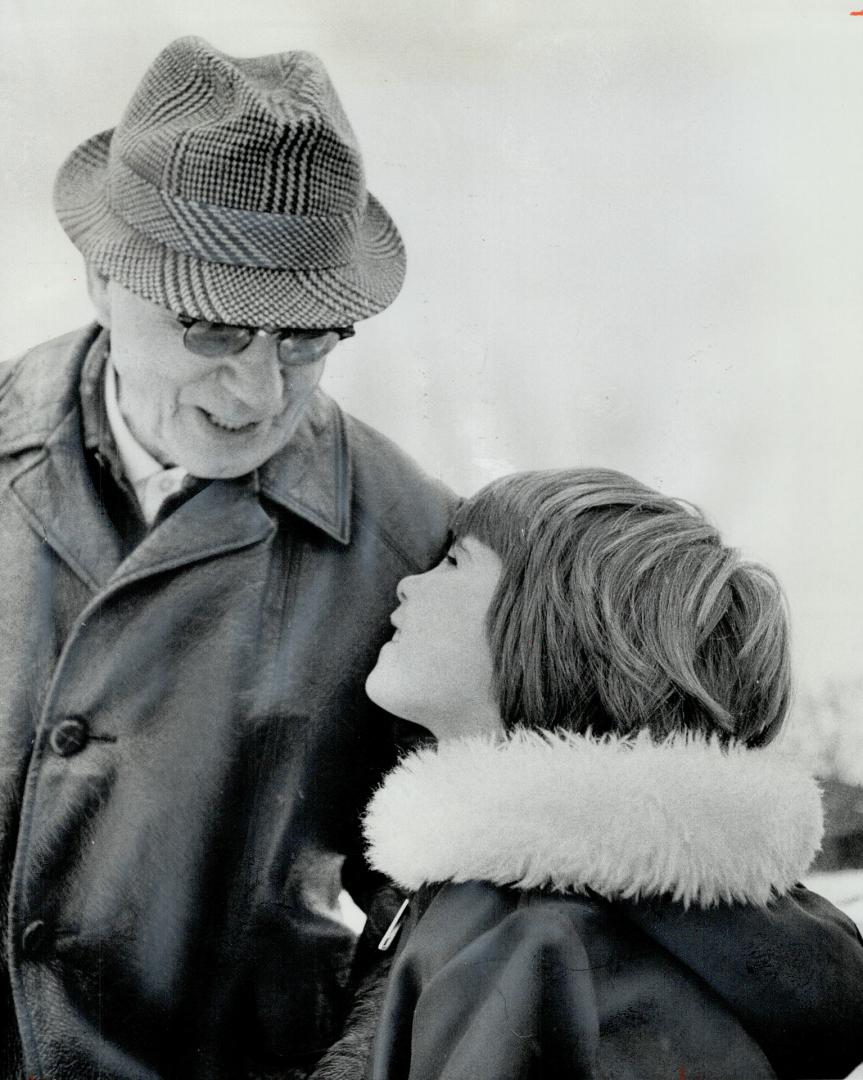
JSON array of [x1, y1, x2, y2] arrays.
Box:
[[86, 264, 112, 328]]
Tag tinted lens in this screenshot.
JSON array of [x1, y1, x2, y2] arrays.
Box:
[[276, 330, 341, 367], [183, 321, 254, 357]]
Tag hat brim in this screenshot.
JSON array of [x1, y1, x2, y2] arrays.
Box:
[[54, 130, 407, 327]]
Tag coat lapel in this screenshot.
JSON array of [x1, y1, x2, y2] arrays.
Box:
[[10, 409, 125, 591], [11, 418, 275, 593], [111, 475, 275, 586]]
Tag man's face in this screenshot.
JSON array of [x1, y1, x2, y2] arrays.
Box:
[[102, 281, 335, 478]]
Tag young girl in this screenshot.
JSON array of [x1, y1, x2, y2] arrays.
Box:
[[357, 469, 863, 1080]]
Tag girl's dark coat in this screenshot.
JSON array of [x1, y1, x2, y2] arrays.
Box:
[[353, 731, 863, 1080]]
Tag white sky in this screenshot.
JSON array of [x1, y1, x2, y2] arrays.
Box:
[[2, 0, 862, 693]]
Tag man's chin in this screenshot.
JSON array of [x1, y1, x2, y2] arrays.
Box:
[[180, 454, 272, 480], [169, 404, 308, 478], [168, 423, 286, 478], [167, 447, 270, 480]]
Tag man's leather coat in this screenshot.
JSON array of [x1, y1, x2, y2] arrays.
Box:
[[0, 325, 456, 1079]]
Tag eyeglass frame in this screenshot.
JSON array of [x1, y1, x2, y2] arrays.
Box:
[[176, 314, 355, 366]]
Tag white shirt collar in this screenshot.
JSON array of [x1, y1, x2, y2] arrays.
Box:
[[103, 358, 188, 524]]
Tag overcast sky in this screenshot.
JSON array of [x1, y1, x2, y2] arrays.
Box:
[[2, 0, 862, 694]]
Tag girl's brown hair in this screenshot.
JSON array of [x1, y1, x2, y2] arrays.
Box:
[[452, 468, 791, 746]]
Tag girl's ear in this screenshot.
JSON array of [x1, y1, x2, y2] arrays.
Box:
[[86, 264, 112, 328]]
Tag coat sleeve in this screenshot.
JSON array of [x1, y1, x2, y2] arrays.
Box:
[[618, 884, 863, 1079]]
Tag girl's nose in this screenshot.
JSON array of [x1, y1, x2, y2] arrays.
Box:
[[396, 573, 420, 603]]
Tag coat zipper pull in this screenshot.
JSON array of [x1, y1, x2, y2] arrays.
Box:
[[378, 897, 410, 951]]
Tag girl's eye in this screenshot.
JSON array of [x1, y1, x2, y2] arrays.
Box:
[[444, 553, 458, 567]]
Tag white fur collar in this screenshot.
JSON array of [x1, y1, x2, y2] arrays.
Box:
[[363, 730, 824, 908]]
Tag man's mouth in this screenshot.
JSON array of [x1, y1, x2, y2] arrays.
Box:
[[199, 408, 261, 433]]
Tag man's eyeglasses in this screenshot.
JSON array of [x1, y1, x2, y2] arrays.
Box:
[[177, 315, 355, 366]]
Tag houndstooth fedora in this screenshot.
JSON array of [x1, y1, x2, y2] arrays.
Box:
[[54, 36, 406, 328]]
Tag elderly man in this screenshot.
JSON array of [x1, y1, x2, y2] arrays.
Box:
[[0, 37, 455, 1080]]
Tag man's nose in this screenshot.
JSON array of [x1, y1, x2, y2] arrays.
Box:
[[216, 337, 283, 412]]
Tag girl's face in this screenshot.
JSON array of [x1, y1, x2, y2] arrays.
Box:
[[365, 536, 504, 741]]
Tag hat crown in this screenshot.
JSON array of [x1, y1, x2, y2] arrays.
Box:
[[113, 37, 365, 216]]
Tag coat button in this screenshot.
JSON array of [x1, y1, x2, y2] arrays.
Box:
[[49, 717, 89, 757], [21, 920, 47, 957]]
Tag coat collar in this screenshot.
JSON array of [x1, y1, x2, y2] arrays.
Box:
[[257, 388, 351, 546], [1, 323, 353, 550], [363, 729, 824, 908], [0, 326, 95, 455]]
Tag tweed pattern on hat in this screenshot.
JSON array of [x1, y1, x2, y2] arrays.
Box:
[[108, 159, 364, 270], [54, 37, 406, 326]]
